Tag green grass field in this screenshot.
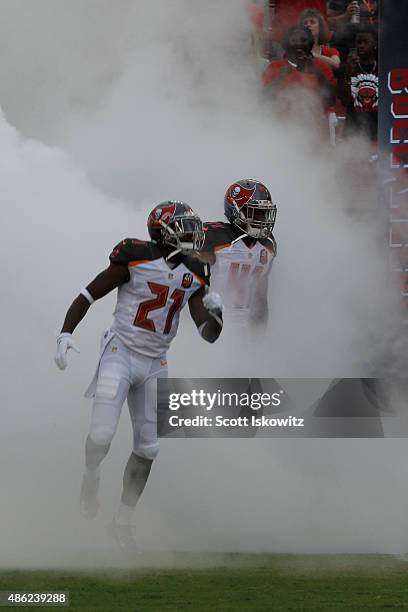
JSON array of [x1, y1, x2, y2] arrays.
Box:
[[1, 554, 408, 611]]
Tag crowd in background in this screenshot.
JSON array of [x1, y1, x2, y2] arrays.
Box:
[[249, 1, 378, 147]]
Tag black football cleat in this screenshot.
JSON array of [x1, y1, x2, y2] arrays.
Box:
[[80, 475, 100, 520]]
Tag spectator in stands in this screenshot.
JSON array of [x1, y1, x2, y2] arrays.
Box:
[[328, 1, 378, 29], [249, 0, 327, 44], [341, 24, 378, 142], [300, 8, 340, 70], [262, 26, 336, 117], [272, 0, 328, 42], [327, 1, 377, 67]]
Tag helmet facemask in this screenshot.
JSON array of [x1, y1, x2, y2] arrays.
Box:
[[160, 214, 205, 258], [234, 200, 277, 239]]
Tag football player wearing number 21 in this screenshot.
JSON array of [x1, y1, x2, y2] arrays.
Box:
[[54, 202, 223, 549]]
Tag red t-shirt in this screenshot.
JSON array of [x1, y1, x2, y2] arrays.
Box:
[[321, 47, 340, 59], [262, 57, 336, 111], [263, 57, 335, 86]]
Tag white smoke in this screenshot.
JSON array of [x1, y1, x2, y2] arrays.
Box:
[[0, 1, 408, 569]]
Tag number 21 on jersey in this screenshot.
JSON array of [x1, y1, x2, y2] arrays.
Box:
[[134, 282, 185, 334]]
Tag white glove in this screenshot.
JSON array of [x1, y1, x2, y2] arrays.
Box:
[[202, 292, 223, 315], [55, 333, 80, 370]]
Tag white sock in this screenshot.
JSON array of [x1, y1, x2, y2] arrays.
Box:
[[84, 466, 100, 481], [115, 502, 135, 526]]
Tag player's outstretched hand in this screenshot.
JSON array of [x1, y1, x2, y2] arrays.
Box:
[[55, 333, 80, 370], [203, 292, 223, 316]]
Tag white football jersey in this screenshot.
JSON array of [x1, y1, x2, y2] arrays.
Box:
[[204, 222, 276, 317], [109, 239, 208, 357]]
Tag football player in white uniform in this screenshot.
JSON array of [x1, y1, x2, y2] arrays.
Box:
[[54, 202, 222, 548], [202, 179, 277, 328]]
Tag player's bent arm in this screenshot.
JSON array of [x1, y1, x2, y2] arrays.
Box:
[[55, 263, 129, 370], [60, 263, 130, 334], [188, 286, 223, 344]]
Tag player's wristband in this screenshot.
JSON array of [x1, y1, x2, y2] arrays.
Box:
[[198, 313, 223, 337], [80, 288, 95, 305], [198, 322, 207, 337], [208, 310, 223, 328]]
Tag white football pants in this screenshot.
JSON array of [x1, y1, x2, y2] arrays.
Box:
[[88, 334, 167, 460]]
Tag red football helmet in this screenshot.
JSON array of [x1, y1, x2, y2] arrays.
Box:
[[224, 179, 276, 239], [147, 201, 205, 256]]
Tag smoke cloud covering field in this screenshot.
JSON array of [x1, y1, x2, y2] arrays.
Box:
[[0, 1, 407, 568]]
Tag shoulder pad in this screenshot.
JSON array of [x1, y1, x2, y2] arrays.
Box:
[[109, 238, 160, 265], [184, 255, 211, 287], [203, 222, 234, 252]]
